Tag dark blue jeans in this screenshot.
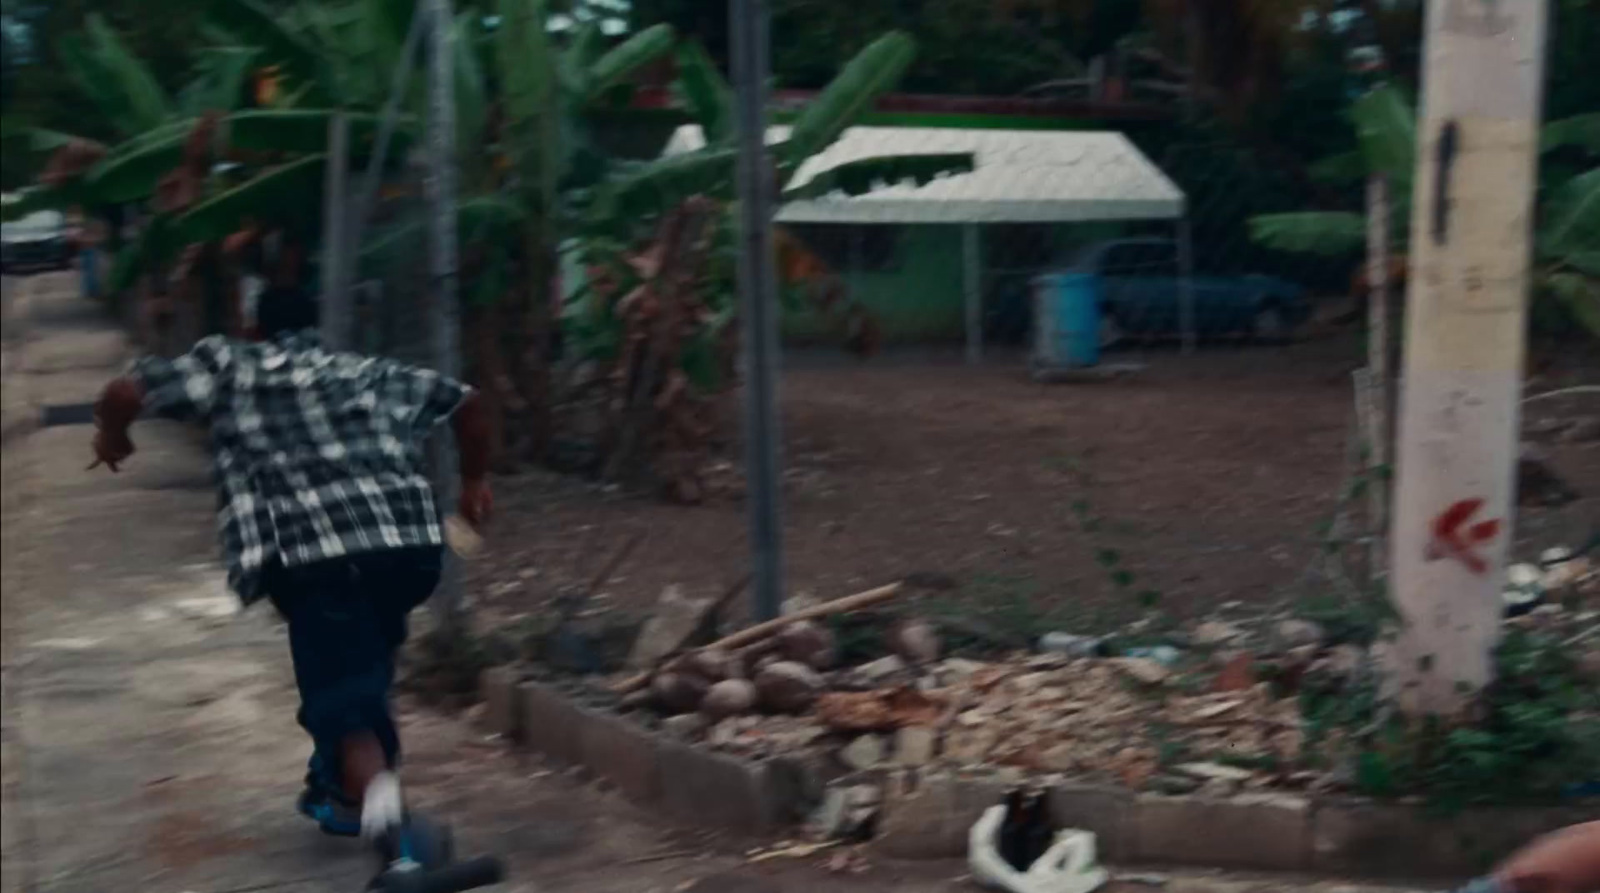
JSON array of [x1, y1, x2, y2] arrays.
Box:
[[265, 546, 442, 799]]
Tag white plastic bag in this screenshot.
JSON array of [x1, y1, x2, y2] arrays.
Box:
[[968, 805, 1108, 893]]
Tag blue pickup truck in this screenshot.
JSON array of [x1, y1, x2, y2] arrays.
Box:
[[1069, 238, 1311, 345]]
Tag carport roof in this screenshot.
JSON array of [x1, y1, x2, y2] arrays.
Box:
[[663, 124, 1186, 224]]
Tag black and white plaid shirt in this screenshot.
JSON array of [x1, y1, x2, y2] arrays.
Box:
[[128, 330, 471, 603]]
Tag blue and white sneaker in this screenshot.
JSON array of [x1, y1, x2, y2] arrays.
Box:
[[296, 785, 362, 837]]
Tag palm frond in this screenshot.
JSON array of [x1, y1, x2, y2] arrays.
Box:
[[1542, 113, 1600, 156], [208, 0, 331, 105], [1542, 167, 1600, 258]]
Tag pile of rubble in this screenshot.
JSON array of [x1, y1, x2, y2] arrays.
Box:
[[608, 545, 1599, 806]]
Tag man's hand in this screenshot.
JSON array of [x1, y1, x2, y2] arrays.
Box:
[[88, 427, 135, 472], [1496, 821, 1600, 893], [459, 477, 493, 529]]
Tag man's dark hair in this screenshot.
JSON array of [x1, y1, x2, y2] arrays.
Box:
[[256, 284, 319, 339]]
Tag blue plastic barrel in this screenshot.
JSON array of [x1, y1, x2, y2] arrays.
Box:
[[1032, 273, 1101, 368]]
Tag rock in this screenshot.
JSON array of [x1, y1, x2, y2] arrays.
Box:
[[1034, 743, 1079, 773], [1213, 652, 1256, 693], [888, 619, 941, 665], [1123, 645, 1182, 665], [776, 620, 837, 670], [651, 670, 710, 713], [627, 584, 717, 670], [893, 725, 937, 766], [1111, 657, 1171, 686], [1192, 620, 1244, 647], [700, 678, 759, 720], [856, 655, 907, 682], [661, 712, 709, 740], [755, 661, 825, 713], [840, 734, 886, 771], [1274, 619, 1325, 650]]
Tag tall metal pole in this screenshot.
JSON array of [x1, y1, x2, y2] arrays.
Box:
[[1385, 0, 1548, 717], [319, 112, 349, 349], [425, 0, 463, 631], [731, 0, 784, 622]]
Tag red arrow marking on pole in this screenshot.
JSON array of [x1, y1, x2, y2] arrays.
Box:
[[1423, 497, 1502, 575]]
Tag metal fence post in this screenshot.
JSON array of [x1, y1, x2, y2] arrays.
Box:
[[424, 0, 463, 632], [319, 112, 349, 349], [731, 0, 785, 622]]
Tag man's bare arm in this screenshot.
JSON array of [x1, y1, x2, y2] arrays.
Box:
[[89, 377, 145, 471], [450, 389, 493, 527]]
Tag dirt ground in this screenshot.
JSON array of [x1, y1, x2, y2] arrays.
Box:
[[467, 334, 1600, 638]]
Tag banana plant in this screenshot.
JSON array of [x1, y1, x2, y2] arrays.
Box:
[[595, 32, 974, 223], [1249, 85, 1600, 338]]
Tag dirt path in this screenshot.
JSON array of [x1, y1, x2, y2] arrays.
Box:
[[0, 273, 1451, 893]]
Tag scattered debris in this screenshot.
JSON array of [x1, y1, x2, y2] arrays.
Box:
[[627, 584, 717, 671], [816, 686, 948, 732], [839, 734, 887, 771], [1191, 621, 1243, 648], [894, 725, 937, 766], [1110, 657, 1170, 687], [1037, 632, 1103, 658]]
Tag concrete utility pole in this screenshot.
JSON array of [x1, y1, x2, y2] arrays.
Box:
[[731, 0, 785, 622], [1385, 0, 1548, 716]]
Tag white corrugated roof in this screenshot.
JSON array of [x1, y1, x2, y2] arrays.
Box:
[[663, 125, 1186, 224]]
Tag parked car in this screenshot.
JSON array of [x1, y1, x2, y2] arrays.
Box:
[[1, 193, 72, 273], [1068, 237, 1311, 344]]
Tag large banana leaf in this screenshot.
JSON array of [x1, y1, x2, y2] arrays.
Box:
[[674, 40, 733, 146], [582, 23, 675, 104], [226, 109, 416, 156], [24, 128, 94, 154], [108, 215, 175, 294], [497, 0, 560, 205], [1541, 167, 1600, 258], [1543, 272, 1600, 338], [1248, 212, 1368, 256], [782, 31, 915, 169], [85, 136, 189, 204], [171, 154, 327, 246], [497, 0, 555, 125], [181, 47, 261, 116], [84, 14, 172, 135], [593, 146, 739, 222], [57, 35, 146, 138], [1542, 113, 1600, 156], [454, 13, 489, 158], [780, 153, 974, 202], [357, 195, 527, 271], [1351, 85, 1415, 186], [208, 0, 331, 106]]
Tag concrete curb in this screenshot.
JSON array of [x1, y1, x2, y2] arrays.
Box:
[[482, 674, 1599, 879]]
